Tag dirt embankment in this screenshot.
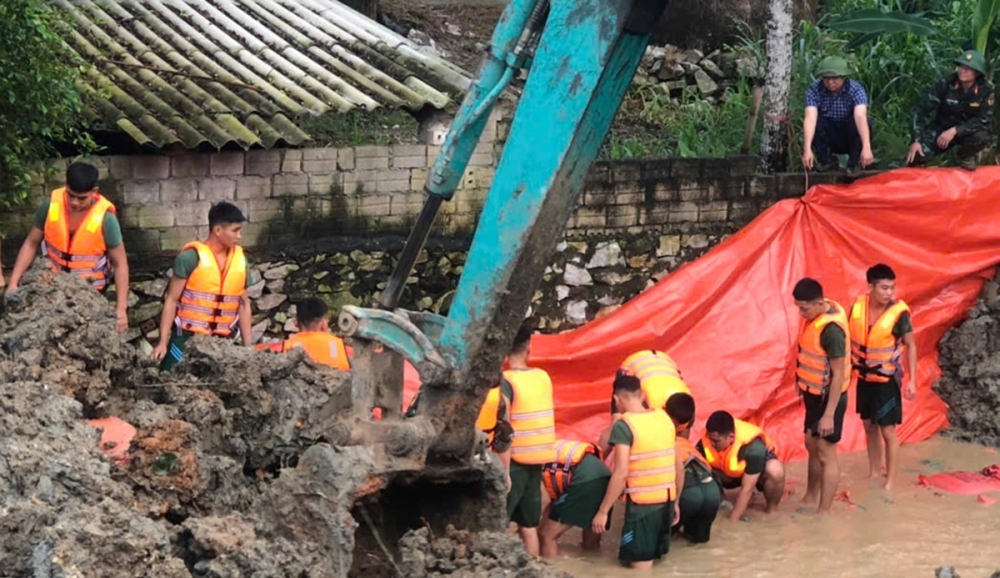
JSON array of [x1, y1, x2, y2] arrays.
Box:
[[0, 265, 566, 577], [936, 272, 1000, 447]]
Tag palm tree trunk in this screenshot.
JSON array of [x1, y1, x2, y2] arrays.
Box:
[[760, 0, 794, 173]]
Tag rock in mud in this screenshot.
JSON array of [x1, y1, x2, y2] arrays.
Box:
[[936, 270, 1000, 447], [399, 526, 574, 578]]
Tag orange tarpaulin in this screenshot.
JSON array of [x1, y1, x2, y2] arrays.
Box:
[[522, 168, 1000, 462]]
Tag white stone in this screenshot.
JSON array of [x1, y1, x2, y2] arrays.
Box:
[[555, 285, 570, 301], [566, 301, 588, 325], [256, 293, 287, 312], [563, 263, 593, 287], [251, 320, 269, 344], [586, 241, 624, 268], [246, 279, 266, 299]]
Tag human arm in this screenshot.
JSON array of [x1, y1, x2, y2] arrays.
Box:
[[802, 106, 819, 169], [107, 243, 129, 332], [238, 290, 253, 346], [903, 331, 917, 400], [819, 358, 845, 436], [955, 83, 994, 137], [910, 80, 945, 160], [673, 449, 685, 525], [500, 392, 514, 491], [152, 275, 187, 361], [853, 104, 874, 167], [592, 439, 630, 534], [5, 227, 45, 292], [598, 411, 622, 457]]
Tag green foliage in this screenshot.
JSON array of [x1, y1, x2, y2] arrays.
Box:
[[973, 0, 1000, 53], [0, 0, 92, 209], [300, 108, 420, 147], [825, 8, 938, 47]]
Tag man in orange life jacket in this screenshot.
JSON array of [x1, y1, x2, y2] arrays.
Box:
[[665, 393, 721, 542], [281, 297, 350, 370], [5, 162, 130, 332], [151, 202, 253, 371], [599, 349, 691, 453], [697, 410, 785, 522], [537, 439, 611, 558], [499, 323, 556, 557], [793, 277, 851, 514], [592, 373, 684, 569], [475, 384, 514, 456], [850, 264, 917, 491]]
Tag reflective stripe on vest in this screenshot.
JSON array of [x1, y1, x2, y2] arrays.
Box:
[[506, 368, 556, 465], [284, 331, 350, 371], [676, 436, 710, 470], [849, 296, 909, 384], [700, 419, 774, 478], [542, 440, 598, 500], [621, 410, 676, 504], [796, 300, 851, 395], [42, 188, 116, 290], [619, 350, 691, 411], [174, 242, 246, 337]]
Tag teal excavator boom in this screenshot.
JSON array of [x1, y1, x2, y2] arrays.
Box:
[[337, 0, 670, 461]]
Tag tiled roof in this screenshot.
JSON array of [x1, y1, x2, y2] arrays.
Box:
[[55, 0, 472, 150]]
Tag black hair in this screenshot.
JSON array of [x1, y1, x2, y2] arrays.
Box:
[[510, 322, 533, 354], [666, 392, 696, 426], [612, 373, 642, 395], [296, 297, 329, 328], [866, 263, 896, 284], [66, 162, 99, 194], [792, 278, 824, 302], [208, 201, 247, 228], [705, 410, 736, 435]]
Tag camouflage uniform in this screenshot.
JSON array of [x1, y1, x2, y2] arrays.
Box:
[[911, 72, 995, 164]]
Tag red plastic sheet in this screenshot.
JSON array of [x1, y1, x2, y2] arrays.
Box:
[[919, 465, 1000, 495], [520, 168, 1000, 462]]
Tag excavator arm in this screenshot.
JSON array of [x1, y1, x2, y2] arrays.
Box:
[[338, 0, 670, 461]]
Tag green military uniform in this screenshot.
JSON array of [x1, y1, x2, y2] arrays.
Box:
[[911, 52, 995, 166], [160, 248, 251, 371], [608, 419, 674, 565], [676, 449, 722, 543], [546, 453, 612, 528]]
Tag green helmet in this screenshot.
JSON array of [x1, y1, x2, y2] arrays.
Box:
[[815, 56, 850, 78], [955, 50, 987, 75]]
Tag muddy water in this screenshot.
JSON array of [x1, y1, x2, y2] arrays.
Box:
[[551, 437, 1000, 578]]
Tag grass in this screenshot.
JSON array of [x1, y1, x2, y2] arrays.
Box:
[[299, 108, 420, 147]]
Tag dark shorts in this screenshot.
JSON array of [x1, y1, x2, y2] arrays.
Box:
[[857, 380, 903, 426], [719, 450, 778, 491], [677, 481, 721, 543], [159, 332, 192, 372], [548, 477, 611, 529], [507, 462, 542, 528], [619, 500, 673, 564], [803, 390, 848, 444]]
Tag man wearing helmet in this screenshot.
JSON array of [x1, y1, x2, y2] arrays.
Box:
[[801, 55, 875, 178], [908, 50, 995, 171]]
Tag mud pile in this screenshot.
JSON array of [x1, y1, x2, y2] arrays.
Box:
[[0, 266, 523, 577], [936, 272, 1000, 447]]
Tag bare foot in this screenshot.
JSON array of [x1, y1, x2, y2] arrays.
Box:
[[882, 479, 893, 492], [800, 493, 819, 506]]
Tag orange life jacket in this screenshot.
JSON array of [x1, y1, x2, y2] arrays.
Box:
[[700, 419, 774, 478], [619, 350, 691, 411], [506, 368, 556, 465], [676, 435, 710, 472], [796, 300, 851, 395], [284, 331, 350, 371], [849, 296, 910, 384], [542, 440, 600, 500], [621, 410, 677, 504], [175, 241, 246, 336], [476, 386, 503, 444], [42, 188, 116, 290]]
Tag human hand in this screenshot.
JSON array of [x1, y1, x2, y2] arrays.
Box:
[[673, 501, 681, 526], [905, 378, 917, 401], [116, 308, 128, 333], [906, 142, 924, 165], [860, 146, 874, 168], [802, 150, 815, 170], [151, 342, 168, 362], [591, 511, 609, 535], [936, 127, 957, 150], [818, 414, 835, 437]]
